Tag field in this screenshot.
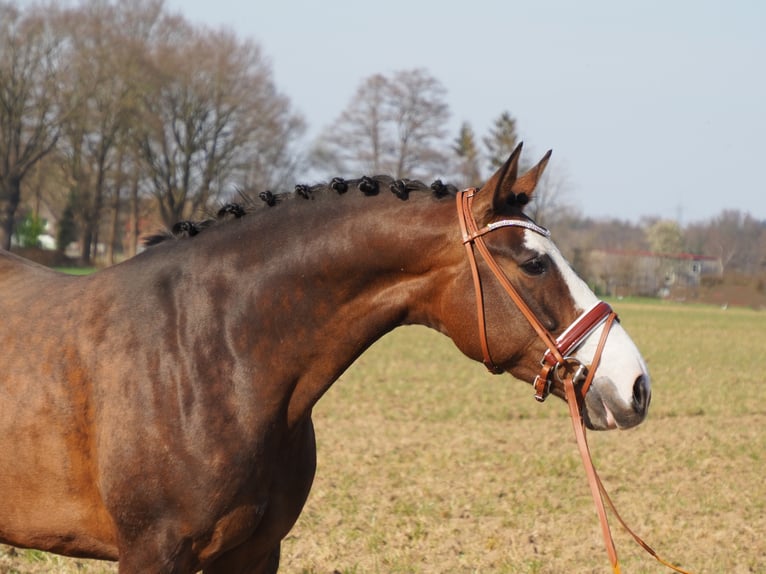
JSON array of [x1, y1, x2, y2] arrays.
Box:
[[2, 299, 765, 573]]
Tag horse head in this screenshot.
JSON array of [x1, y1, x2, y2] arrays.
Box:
[[439, 143, 650, 431]]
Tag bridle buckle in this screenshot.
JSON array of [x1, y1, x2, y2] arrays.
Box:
[[533, 365, 554, 402], [534, 357, 588, 403], [555, 357, 588, 386]]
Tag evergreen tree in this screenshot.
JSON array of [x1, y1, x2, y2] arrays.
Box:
[[483, 111, 518, 171], [56, 200, 78, 253], [452, 122, 482, 188]]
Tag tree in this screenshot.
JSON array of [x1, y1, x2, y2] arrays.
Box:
[[56, 199, 76, 252], [646, 219, 685, 290], [452, 121, 481, 188], [525, 166, 574, 228], [315, 73, 389, 175], [137, 20, 304, 225], [483, 111, 518, 172], [14, 212, 45, 247], [316, 69, 450, 179], [1, 1, 305, 260], [706, 210, 763, 273], [0, 3, 68, 249], [55, 0, 163, 264], [386, 69, 450, 178], [646, 219, 684, 255]]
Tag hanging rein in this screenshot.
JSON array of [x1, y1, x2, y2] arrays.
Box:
[[456, 187, 693, 574]]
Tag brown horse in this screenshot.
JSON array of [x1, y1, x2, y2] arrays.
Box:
[[0, 145, 650, 573]]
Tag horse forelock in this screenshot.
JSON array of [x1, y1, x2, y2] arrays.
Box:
[[142, 176, 460, 247]]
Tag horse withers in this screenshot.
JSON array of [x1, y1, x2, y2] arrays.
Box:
[[0, 144, 650, 573]]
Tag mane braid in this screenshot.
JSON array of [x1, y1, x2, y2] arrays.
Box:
[[390, 179, 408, 200], [217, 203, 246, 219], [330, 177, 348, 193], [259, 191, 278, 206], [295, 184, 312, 200], [431, 179, 456, 198], [141, 175, 458, 247], [358, 176, 379, 196]]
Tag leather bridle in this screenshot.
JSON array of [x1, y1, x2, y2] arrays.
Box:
[[456, 187, 617, 405], [455, 187, 693, 574]]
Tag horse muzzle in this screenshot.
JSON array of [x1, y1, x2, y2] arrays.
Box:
[[582, 374, 651, 430]]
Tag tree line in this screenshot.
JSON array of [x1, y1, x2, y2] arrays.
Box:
[[1, 0, 304, 263], [0, 0, 565, 265], [554, 211, 765, 282], [1, 0, 764, 278]]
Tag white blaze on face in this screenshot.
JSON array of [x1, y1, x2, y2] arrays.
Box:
[[523, 230, 650, 410]]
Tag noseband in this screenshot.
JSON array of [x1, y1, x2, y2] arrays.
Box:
[[455, 187, 617, 405]]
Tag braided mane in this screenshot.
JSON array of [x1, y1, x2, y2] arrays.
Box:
[[143, 176, 459, 247]]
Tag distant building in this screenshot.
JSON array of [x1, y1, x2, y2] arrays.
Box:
[[588, 249, 723, 297]]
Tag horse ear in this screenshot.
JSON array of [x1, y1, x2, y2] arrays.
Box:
[[511, 149, 552, 198], [474, 142, 524, 217]]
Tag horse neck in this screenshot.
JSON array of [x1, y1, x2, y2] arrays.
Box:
[[210, 192, 461, 425]]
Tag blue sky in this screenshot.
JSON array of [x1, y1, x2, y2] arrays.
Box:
[[169, 1, 764, 223]]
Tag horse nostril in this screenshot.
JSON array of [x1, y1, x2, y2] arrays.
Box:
[[632, 374, 651, 414]]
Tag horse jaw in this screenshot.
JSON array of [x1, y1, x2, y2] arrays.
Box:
[[523, 230, 652, 431]]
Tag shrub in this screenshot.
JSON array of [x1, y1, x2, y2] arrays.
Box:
[[15, 214, 46, 248]]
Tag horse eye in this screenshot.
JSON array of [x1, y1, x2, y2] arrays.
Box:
[[521, 256, 547, 276]]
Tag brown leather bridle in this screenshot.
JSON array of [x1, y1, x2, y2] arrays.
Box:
[[456, 187, 693, 574], [456, 187, 617, 405]]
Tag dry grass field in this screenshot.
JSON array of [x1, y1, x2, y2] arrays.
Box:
[[2, 299, 765, 573]]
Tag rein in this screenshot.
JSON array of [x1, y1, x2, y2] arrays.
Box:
[[456, 188, 693, 574]]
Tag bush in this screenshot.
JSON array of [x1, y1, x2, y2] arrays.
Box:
[[15, 214, 46, 248]]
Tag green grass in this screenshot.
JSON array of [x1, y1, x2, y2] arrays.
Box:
[[2, 299, 765, 573], [53, 267, 96, 275]]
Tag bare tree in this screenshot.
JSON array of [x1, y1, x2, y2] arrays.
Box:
[[54, 1, 148, 264], [137, 21, 304, 225], [230, 59, 306, 194], [2, 0, 304, 258], [314, 73, 389, 176], [706, 210, 763, 273], [18, 0, 165, 262], [526, 166, 575, 229], [387, 69, 450, 178], [316, 69, 450, 179], [0, 3, 68, 249]]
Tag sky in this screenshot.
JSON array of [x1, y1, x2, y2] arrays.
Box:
[[166, 0, 765, 224]]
